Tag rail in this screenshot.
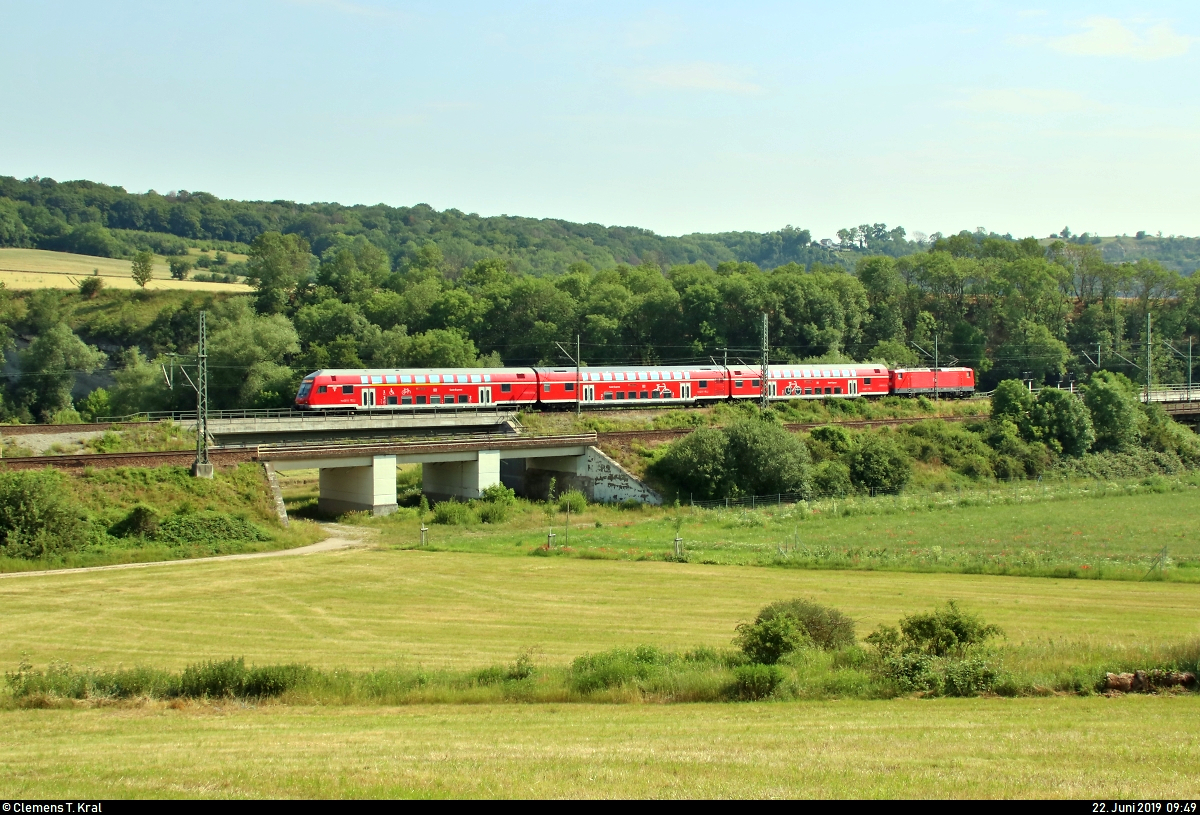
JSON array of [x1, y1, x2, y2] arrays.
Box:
[[95, 405, 522, 423], [257, 432, 597, 459]]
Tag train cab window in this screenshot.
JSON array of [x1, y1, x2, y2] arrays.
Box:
[[834, 387, 842, 394], [457, 394, 469, 403], [342, 385, 354, 394], [430, 395, 441, 404], [603, 392, 613, 400], [401, 396, 412, 405], [565, 382, 575, 391], [416, 396, 427, 404], [751, 379, 760, 388], [318, 385, 328, 394], [864, 378, 872, 385], [735, 380, 743, 388], [699, 381, 708, 388], [501, 383, 512, 392]]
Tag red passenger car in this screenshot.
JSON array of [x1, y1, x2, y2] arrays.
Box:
[[295, 367, 539, 409], [533, 365, 728, 406], [764, 364, 891, 400], [889, 367, 975, 397]]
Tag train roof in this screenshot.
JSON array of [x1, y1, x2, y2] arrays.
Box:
[[303, 367, 534, 379]]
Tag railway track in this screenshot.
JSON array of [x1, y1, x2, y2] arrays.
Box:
[[596, 413, 985, 445]]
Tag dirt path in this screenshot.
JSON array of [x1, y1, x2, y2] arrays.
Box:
[[0, 523, 373, 580]]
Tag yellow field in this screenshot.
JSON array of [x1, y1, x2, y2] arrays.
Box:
[[0, 248, 252, 292], [1, 547, 1196, 671], [2, 698, 1198, 798]]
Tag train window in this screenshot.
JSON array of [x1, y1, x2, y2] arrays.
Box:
[[360, 375, 369, 384], [615, 373, 625, 381], [517, 373, 526, 379], [342, 385, 354, 394], [318, 385, 327, 393], [565, 383, 575, 391], [371, 375, 383, 384], [430, 395, 441, 404], [401, 396, 412, 405], [751, 379, 760, 388], [386, 375, 398, 384], [625, 391, 634, 399], [824, 387, 832, 394], [650, 391, 659, 398], [483, 374, 491, 382], [544, 383, 551, 392], [429, 374, 440, 383], [649, 372, 659, 380], [471, 375, 482, 383], [834, 387, 842, 394], [417, 395, 428, 404], [501, 383, 512, 392], [415, 375, 426, 383], [602, 373, 612, 381], [458, 394, 469, 403], [864, 378, 872, 385], [616, 392, 625, 400], [638, 391, 647, 399], [400, 375, 412, 384], [699, 380, 708, 388], [683, 372, 690, 380], [735, 380, 743, 388], [457, 375, 468, 384], [603, 392, 613, 400]]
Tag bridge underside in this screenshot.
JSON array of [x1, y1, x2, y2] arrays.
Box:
[[269, 444, 659, 515]]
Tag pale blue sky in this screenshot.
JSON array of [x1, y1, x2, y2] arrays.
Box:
[[1, 1, 1196, 240]]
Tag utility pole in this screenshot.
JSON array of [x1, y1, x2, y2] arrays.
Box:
[[192, 311, 213, 478], [1146, 313, 1152, 403], [760, 312, 769, 410], [933, 334, 939, 404], [1190, 336, 1193, 402], [576, 333, 581, 418]]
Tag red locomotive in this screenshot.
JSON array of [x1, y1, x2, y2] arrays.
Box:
[[295, 363, 976, 410]]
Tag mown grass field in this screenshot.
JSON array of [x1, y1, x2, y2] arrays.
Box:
[[0, 248, 251, 291], [2, 697, 1197, 798], [2, 543, 1197, 671], [325, 473, 1200, 581]]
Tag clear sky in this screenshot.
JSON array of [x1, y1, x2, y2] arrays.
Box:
[[1, 1, 1196, 241]]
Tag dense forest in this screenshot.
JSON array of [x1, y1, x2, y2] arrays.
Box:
[[1, 174, 1200, 423]]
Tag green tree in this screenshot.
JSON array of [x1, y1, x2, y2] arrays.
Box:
[[651, 427, 729, 500], [1082, 371, 1141, 452], [77, 387, 112, 422], [168, 257, 192, 280], [991, 380, 1034, 429], [246, 232, 313, 314], [17, 323, 107, 420], [207, 298, 301, 408], [130, 251, 154, 288], [1029, 388, 1094, 456], [724, 419, 812, 498], [848, 434, 911, 494]]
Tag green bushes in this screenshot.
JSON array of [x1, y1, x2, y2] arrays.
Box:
[[730, 664, 783, 700], [557, 488, 586, 514], [433, 500, 475, 525], [569, 646, 676, 693], [110, 505, 268, 545], [0, 470, 89, 558], [848, 435, 911, 493], [735, 616, 810, 665], [756, 598, 857, 650], [651, 418, 811, 500]]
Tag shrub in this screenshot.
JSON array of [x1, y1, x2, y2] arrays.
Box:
[[78, 276, 105, 299], [724, 419, 812, 498], [1084, 371, 1141, 452], [1030, 388, 1094, 457], [808, 425, 856, 456], [812, 459, 852, 497], [479, 483, 516, 504], [153, 512, 269, 545], [177, 657, 312, 698], [111, 504, 160, 538], [848, 434, 911, 494], [729, 663, 783, 700], [880, 651, 941, 693], [756, 598, 857, 650], [432, 501, 475, 525], [734, 615, 810, 665], [651, 426, 729, 500], [898, 601, 1002, 656], [942, 656, 1005, 697], [557, 488, 586, 514], [569, 646, 674, 693], [0, 470, 89, 558], [476, 501, 509, 524]]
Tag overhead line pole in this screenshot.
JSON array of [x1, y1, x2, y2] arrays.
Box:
[[760, 313, 769, 410], [192, 311, 213, 478]]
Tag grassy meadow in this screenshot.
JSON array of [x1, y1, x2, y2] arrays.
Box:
[[2, 697, 1198, 798], [0, 248, 251, 291]]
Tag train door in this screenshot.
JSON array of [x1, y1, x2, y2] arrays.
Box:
[[583, 385, 595, 402], [768, 381, 777, 398], [849, 380, 858, 396], [360, 388, 376, 408], [681, 383, 691, 400], [479, 386, 492, 404]]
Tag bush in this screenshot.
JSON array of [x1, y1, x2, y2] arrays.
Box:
[[812, 459, 852, 497], [432, 501, 475, 525], [898, 601, 1003, 656], [476, 501, 509, 524], [724, 419, 812, 498], [942, 655, 1005, 697], [78, 275, 105, 299], [569, 646, 675, 693], [651, 426, 729, 500], [1030, 388, 1094, 457], [178, 657, 313, 698], [729, 663, 783, 700], [1084, 371, 1142, 452], [557, 488, 585, 514], [734, 615, 810, 665], [479, 483, 516, 505], [153, 512, 269, 545], [756, 598, 857, 650], [848, 434, 911, 494], [111, 504, 160, 538], [0, 470, 89, 558]]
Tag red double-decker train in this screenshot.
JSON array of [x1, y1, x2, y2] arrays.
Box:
[[294, 364, 974, 410]]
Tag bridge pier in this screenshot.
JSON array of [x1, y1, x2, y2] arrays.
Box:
[[315, 454, 398, 516], [422, 450, 500, 502]]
